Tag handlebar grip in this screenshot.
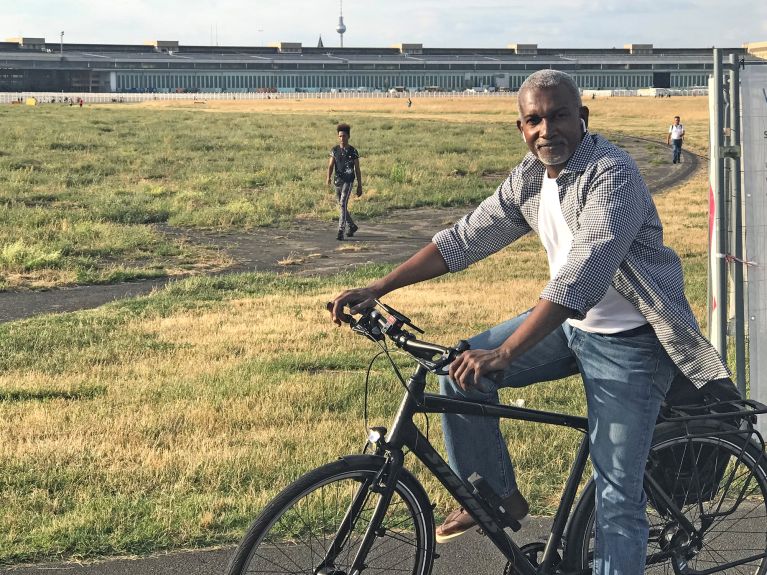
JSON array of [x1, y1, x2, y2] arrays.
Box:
[[455, 339, 471, 353], [326, 301, 354, 325]]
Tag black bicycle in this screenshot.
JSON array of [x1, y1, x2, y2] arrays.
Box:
[[226, 302, 767, 575]]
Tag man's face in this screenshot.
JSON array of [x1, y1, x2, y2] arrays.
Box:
[[338, 131, 349, 145], [674, 117, 680, 125], [516, 86, 588, 177]]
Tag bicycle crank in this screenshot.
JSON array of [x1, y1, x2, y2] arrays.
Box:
[[658, 523, 701, 575], [503, 542, 562, 574], [315, 568, 347, 575]]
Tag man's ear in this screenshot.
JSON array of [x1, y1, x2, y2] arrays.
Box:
[[579, 106, 590, 131]]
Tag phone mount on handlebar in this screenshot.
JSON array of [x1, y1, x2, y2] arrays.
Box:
[[376, 300, 424, 335], [328, 300, 470, 376]]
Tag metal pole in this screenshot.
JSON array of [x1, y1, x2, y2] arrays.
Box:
[[729, 53, 746, 396], [713, 49, 728, 360], [722, 74, 732, 335], [60, 31, 64, 56]]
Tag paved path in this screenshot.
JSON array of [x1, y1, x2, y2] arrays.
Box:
[[0, 520, 553, 574]]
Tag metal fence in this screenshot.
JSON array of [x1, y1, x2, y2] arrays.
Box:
[[1, 90, 513, 105], [0, 87, 709, 105]]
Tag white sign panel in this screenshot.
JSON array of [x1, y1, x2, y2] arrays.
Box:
[[741, 64, 767, 432]]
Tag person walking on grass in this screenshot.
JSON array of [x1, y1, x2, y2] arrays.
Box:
[[667, 115, 685, 164], [330, 69, 732, 575], [327, 123, 363, 241]]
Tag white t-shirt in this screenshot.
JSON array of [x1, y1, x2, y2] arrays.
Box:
[[538, 173, 647, 334], [669, 123, 685, 140]]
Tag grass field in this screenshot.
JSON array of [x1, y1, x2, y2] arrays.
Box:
[[0, 96, 707, 290], [0, 95, 714, 564], [0, 100, 517, 290]]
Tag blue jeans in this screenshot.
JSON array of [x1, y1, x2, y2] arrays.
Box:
[[439, 312, 676, 575], [671, 139, 683, 163]]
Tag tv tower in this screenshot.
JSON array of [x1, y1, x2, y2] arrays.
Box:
[[336, 0, 346, 47]]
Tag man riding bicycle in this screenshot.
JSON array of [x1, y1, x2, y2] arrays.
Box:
[[329, 69, 731, 575]]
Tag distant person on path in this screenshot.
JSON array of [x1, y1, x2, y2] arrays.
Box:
[[667, 115, 685, 164], [331, 70, 732, 575], [407, 97, 413, 108], [326, 123, 362, 241]]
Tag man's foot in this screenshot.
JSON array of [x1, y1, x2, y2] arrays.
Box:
[[347, 223, 359, 237], [435, 489, 530, 543], [336, 231, 344, 241]]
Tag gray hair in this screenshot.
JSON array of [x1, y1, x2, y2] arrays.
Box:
[[518, 69, 582, 113]]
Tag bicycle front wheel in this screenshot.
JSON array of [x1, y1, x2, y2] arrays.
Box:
[[226, 454, 435, 575], [564, 422, 767, 574]]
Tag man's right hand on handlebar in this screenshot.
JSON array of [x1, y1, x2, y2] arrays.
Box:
[[329, 243, 451, 326], [329, 286, 381, 326]]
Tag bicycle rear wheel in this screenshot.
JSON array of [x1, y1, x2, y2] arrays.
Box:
[[564, 422, 767, 574], [226, 454, 435, 575]]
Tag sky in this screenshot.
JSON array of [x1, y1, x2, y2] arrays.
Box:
[[2, 0, 766, 50]]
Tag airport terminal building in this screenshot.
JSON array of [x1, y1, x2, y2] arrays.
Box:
[[0, 37, 760, 94]]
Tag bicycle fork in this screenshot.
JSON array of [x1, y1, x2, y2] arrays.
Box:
[[315, 451, 405, 575]]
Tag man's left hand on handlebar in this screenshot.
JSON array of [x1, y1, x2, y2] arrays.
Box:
[[448, 347, 509, 392]]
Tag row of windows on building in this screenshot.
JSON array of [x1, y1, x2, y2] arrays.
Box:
[[114, 71, 712, 92], [115, 72, 495, 91]]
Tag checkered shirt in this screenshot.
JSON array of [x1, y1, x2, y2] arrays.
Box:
[[433, 132, 729, 388]]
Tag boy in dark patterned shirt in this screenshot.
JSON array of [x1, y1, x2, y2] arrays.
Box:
[[326, 123, 363, 240]]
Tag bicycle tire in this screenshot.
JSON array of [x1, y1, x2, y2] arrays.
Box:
[[225, 454, 436, 575], [563, 421, 767, 574]]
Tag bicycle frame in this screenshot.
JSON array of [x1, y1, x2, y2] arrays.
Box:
[[316, 304, 767, 575], [355, 363, 591, 575], [326, 362, 767, 575]]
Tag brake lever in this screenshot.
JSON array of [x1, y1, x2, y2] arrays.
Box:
[[431, 339, 471, 376]]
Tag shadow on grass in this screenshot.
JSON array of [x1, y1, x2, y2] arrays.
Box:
[[0, 385, 106, 402]]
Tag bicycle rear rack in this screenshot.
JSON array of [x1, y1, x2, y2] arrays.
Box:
[[660, 398, 767, 423]]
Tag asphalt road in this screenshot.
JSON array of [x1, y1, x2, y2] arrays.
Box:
[[0, 518, 555, 575]]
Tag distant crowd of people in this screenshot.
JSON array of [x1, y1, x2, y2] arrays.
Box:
[[11, 96, 87, 106]]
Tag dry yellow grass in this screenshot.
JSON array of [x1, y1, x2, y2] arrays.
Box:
[[335, 242, 369, 253], [276, 253, 305, 266], [135, 94, 709, 154], [135, 95, 520, 120]]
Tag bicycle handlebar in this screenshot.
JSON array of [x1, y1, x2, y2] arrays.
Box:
[[327, 301, 469, 375], [327, 302, 767, 425]]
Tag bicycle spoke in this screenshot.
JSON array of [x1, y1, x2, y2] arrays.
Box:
[[571, 432, 767, 575], [229, 462, 433, 575]]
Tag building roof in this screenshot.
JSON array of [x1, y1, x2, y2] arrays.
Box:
[[0, 40, 757, 72]]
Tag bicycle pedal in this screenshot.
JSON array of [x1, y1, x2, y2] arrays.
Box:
[[468, 472, 522, 532]]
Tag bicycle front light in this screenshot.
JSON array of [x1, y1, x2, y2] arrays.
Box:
[[367, 426, 387, 445]]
